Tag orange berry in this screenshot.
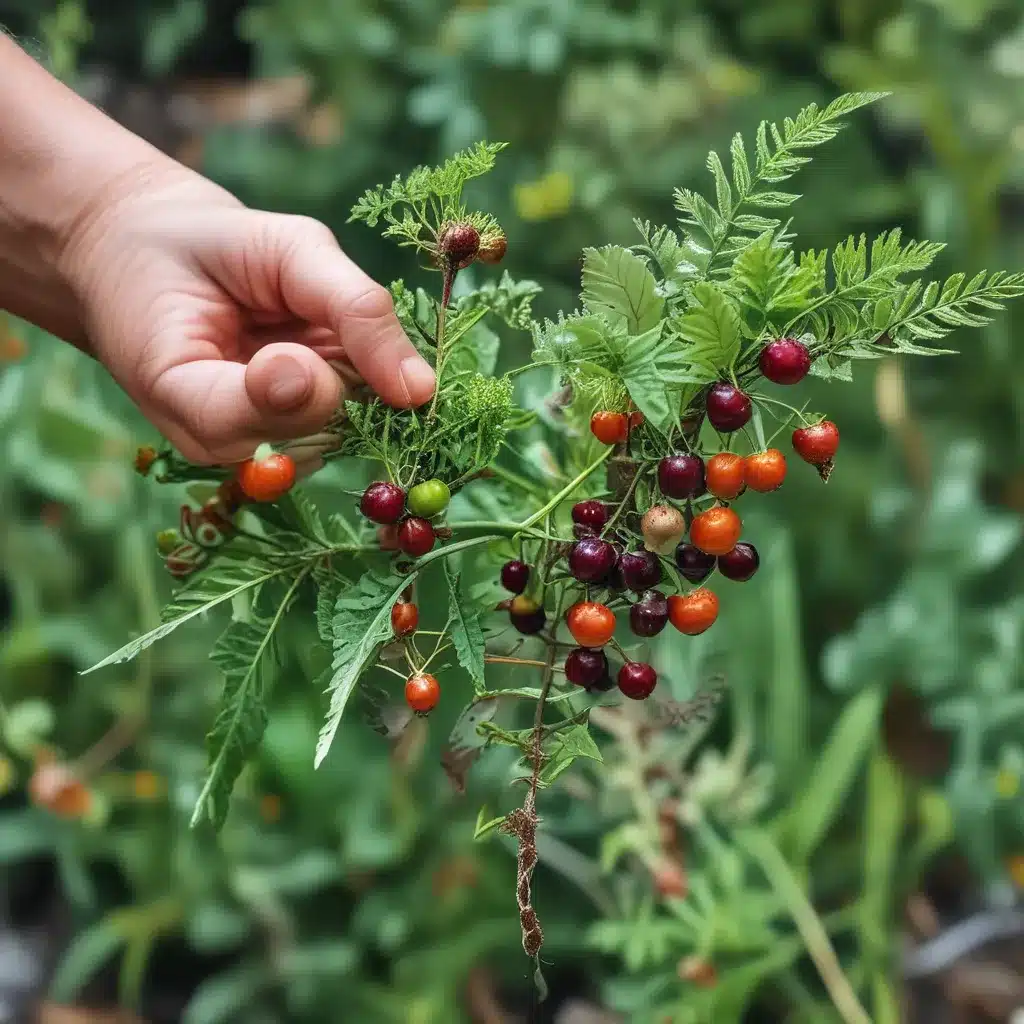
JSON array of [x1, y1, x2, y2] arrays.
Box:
[[668, 588, 719, 635], [590, 411, 629, 445], [405, 673, 441, 714], [566, 601, 617, 648], [744, 449, 787, 493], [690, 506, 741, 556], [705, 452, 746, 500]]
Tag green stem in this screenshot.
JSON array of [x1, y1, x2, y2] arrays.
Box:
[[601, 465, 643, 538], [448, 520, 550, 541], [520, 449, 613, 532]]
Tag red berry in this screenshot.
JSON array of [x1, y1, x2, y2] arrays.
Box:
[[690, 506, 742, 557], [564, 647, 610, 688], [501, 560, 531, 594], [391, 601, 419, 636], [618, 549, 662, 592], [792, 420, 840, 466], [237, 452, 296, 503], [405, 673, 440, 713], [718, 542, 760, 582], [759, 337, 812, 385], [398, 517, 435, 557], [674, 543, 716, 584], [438, 222, 481, 265], [630, 590, 669, 637], [706, 452, 746, 500], [590, 411, 629, 445], [706, 383, 752, 433], [658, 454, 706, 500], [510, 595, 546, 635], [629, 410, 645, 430], [566, 601, 617, 648], [618, 662, 658, 700], [568, 537, 618, 584], [360, 481, 406, 524], [744, 449, 787, 492], [571, 500, 609, 531], [668, 589, 719, 635]]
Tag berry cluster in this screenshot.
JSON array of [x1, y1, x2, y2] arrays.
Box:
[[360, 477, 456, 712], [501, 338, 840, 704]]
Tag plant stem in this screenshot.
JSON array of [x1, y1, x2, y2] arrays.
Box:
[[602, 464, 643, 538], [520, 449, 613, 532], [428, 270, 455, 421], [448, 520, 549, 541]]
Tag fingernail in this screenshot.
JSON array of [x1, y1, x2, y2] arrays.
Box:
[[399, 357, 436, 406], [265, 358, 312, 413]]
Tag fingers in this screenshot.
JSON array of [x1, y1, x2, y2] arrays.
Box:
[[210, 211, 435, 408], [149, 342, 342, 463]]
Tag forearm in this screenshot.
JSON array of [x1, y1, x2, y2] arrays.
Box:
[[0, 37, 169, 341]]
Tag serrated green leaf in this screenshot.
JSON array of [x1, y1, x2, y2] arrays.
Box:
[[540, 723, 603, 785], [444, 561, 486, 692], [192, 582, 300, 829], [83, 560, 290, 675], [674, 282, 743, 372], [582, 245, 664, 335], [315, 570, 415, 768], [474, 806, 506, 841]]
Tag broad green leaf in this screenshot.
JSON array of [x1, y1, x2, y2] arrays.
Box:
[[582, 245, 664, 334], [674, 281, 743, 372], [539, 722, 602, 785], [83, 559, 289, 674], [444, 561, 486, 692], [314, 570, 415, 767], [785, 686, 883, 862]]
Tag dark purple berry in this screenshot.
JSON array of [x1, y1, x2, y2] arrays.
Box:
[[438, 221, 480, 266], [501, 560, 530, 594], [629, 590, 669, 637], [658, 454, 706, 500], [572, 500, 609, 531], [759, 338, 811, 386], [569, 537, 618, 584], [509, 596, 546, 635], [675, 543, 716, 584], [360, 481, 406, 524], [618, 549, 662, 592], [718, 541, 760, 582], [706, 382, 752, 433], [618, 662, 658, 700], [564, 647, 609, 688]]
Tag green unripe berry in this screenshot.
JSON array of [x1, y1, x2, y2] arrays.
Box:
[[406, 479, 451, 518]]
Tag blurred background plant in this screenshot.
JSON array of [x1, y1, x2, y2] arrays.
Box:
[[1, 0, 1023, 1021]]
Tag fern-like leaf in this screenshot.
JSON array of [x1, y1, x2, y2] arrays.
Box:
[[445, 562, 486, 694], [315, 570, 415, 768]]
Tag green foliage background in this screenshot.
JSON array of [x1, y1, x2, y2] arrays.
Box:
[[1, 0, 1023, 1021]]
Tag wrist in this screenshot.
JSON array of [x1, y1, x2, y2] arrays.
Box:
[[0, 38, 170, 344]]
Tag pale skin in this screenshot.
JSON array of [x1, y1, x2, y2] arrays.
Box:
[[0, 37, 436, 463]]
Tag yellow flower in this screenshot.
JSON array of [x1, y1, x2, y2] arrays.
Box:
[[514, 171, 573, 222]]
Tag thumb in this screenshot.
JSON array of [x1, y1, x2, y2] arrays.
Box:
[[201, 211, 436, 408], [149, 342, 342, 464]]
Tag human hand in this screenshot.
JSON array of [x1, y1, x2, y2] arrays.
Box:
[[58, 163, 435, 464]]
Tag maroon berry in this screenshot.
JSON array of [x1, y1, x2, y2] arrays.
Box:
[[618, 549, 663, 592], [569, 537, 618, 584], [706, 382, 752, 433], [360, 481, 406, 524], [565, 647, 609, 688], [397, 517, 435, 557], [718, 541, 760, 582], [618, 662, 658, 700], [501, 560, 530, 594], [759, 337, 812, 385], [438, 222, 480, 266], [674, 543, 716, 584], [658, 454, 706, 500], [509, 595, 546, 636], [572, 500, 609, 531], [630, 590, 669, 637]]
